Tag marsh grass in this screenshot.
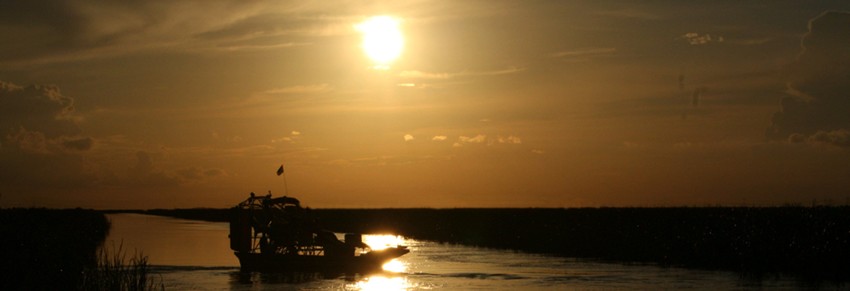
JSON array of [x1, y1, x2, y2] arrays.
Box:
[[80, 242, 164, 291], [0, 208, 110, 290]]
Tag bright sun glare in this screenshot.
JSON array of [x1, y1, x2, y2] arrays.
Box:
[[356, 16, 404, 69], [363, 234, 405, 251]]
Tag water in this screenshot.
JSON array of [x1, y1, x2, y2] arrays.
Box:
[[106, 214, 827, 290]]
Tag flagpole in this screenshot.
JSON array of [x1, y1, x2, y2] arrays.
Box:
[[277, 164, 289, 196], [282, 172, 289, 196]]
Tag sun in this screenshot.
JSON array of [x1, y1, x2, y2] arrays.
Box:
[[356, 16, 404, 69]]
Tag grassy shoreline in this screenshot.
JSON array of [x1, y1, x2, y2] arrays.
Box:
[[118, 206, 850, 280], [0, 208, 110, 290], [0, 208, 161, 290]]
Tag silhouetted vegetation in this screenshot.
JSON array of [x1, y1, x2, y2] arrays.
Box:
[[126, 206, 850, 280], [319, 207, 850, 280], [79, 242, 163, 291], [0, 208, 110, 290]]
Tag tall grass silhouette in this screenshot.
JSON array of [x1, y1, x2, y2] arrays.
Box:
[[79, 242, 163, 291]]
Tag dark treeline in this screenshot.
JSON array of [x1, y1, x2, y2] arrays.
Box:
[[317, 207, 850, 279], [0, 208, 110, 290], [124, 206, 850, 280]]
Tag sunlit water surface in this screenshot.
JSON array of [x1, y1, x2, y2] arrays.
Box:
[[106, 214, 830, 290]]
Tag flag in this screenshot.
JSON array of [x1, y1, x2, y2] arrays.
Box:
[[276, 164, 284, 176]]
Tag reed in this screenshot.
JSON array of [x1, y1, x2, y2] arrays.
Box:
[[79, 242, 164, 291], [0, 208, 110, 290]]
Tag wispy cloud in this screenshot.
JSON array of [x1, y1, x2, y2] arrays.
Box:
[[272, 130, 303, 144], [551, 48, 617, 58], [682, 32, 724, 45], [0, 2, 357, 66], [459, 134, 487, 143], [497, 135, 522, 144], [725, 37, 772, 46], [399, 67, 525, 80], [453, 134, 487, 147], [213, 41, 311, 52], [593, 8, 659, 20], [398, 71, 451, 80], [262, 84, 333, 95], [450, 134, 525, 148]]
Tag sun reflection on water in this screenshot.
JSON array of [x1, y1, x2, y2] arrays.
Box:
[[363, 234, 406, 251], [382, 259, 407, 273], [353, 276, 410, 291]]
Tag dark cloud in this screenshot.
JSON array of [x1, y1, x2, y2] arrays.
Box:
[[123, 151, 227, 187], [0, 81, 97, 198], [126, 151, 180, 188], [61, 136, 94, 151], [767, 11, 850, 147], [789, 129, 850, 147], [0, 81, 78, 137], [0, 1, 86, 61], [0, 81, 93, 154]]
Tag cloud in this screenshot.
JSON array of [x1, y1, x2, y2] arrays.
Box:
[[726, 37, 773, 46], [593, 8, 659, 20], [789, 129, 850, 147], [262, 84, 332, 95], [459, 134, 487, 144], [550, 48, 617, 59], [432, 135, 448, 141], [213, 42, 310, 52], [115, 151, 225, 187], [450, 134, 524, 148], [682, 32, 724, 45], [0, 81, 79, 137], [398, 71, 451, 80], [272, 130, 302, 144], [0, 83, 98, 194], [399, 67, 525, 80], [1, 81, 96, 154], [124, 151, 181, 187], [5, 128, 50, 154], [61, 136, 94, 151], [766, 11, 850, 147], [497, 135, 522, 144], [453, 134, 486, 147], [195, 13, 353, 42], [404, 134, 414, 142], [0, 2, 346, 66]]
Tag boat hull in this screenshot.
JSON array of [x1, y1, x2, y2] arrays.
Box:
[[235, 247, 409, 272]]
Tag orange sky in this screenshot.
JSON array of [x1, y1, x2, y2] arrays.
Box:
[[2, 1, 850, 209]]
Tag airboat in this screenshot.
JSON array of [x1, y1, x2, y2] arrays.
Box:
[[229, 193, 409, 272]]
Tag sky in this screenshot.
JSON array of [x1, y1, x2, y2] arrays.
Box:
[[2, 1, 850, 209]]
